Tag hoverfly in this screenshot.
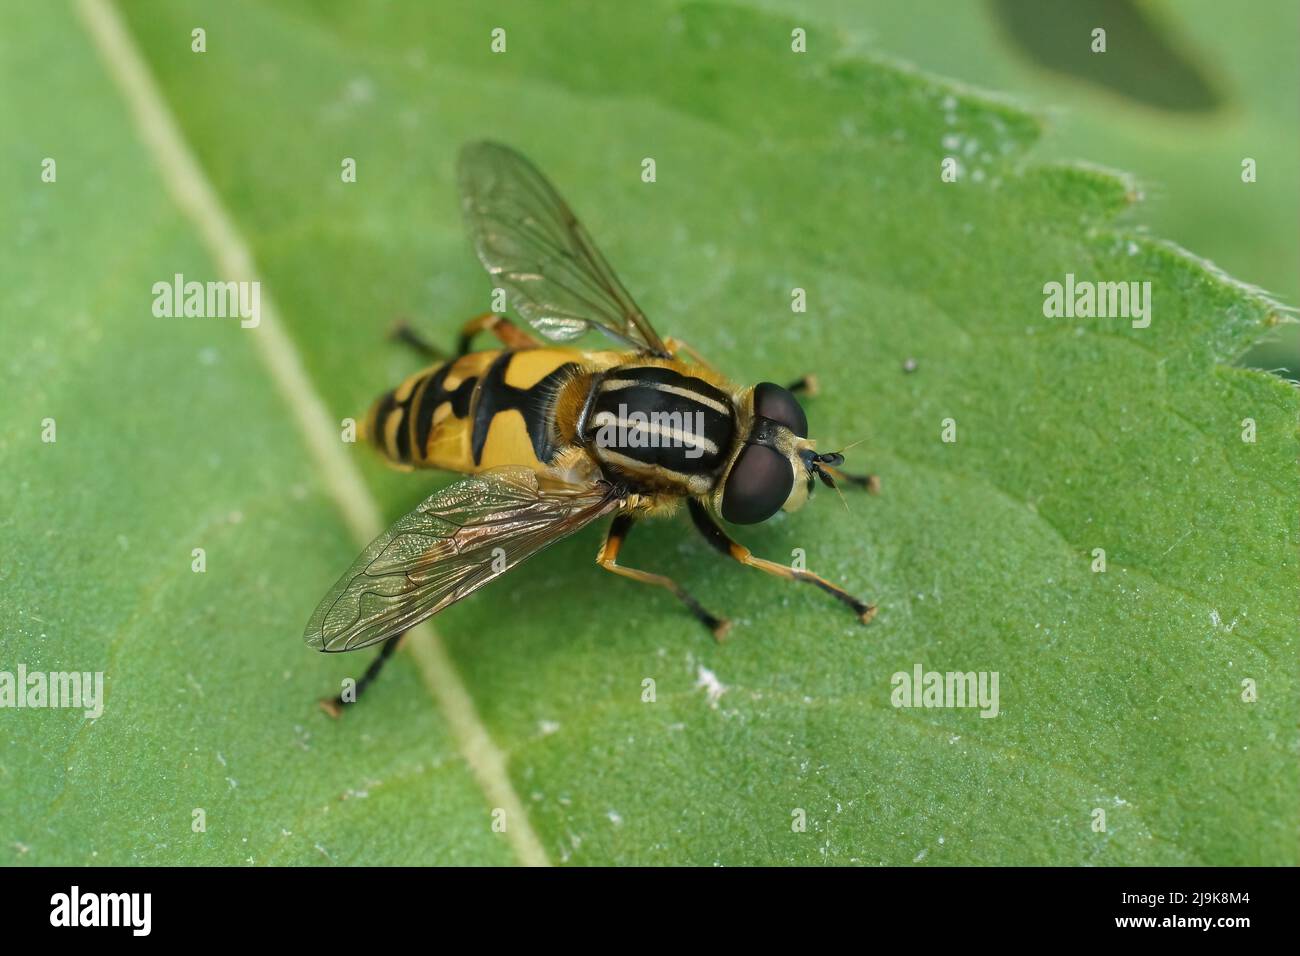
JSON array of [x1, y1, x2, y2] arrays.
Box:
[[306, 142, 877, 713]]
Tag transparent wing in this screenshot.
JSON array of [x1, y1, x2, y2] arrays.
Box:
[[304, 467, 621, 652], [458, 140, 669, 356]]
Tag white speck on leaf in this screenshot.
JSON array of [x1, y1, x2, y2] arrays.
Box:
[[695, 666, 727, 708]]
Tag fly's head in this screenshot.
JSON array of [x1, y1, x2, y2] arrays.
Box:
[[714, 382, 845, 524]]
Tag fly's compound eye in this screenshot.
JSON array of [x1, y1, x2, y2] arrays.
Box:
[[721, 444, 795, 524], [753, 382, 808, 437]]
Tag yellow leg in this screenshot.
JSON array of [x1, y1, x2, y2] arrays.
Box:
[[598, 515, 731, 639], [786, 373, 820, 397], [688, 500, 876, 624], [389, 313, 542, 358], [458, 312, 541, 353]]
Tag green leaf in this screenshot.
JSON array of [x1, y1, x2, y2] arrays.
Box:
[[748, 0, 1300, 374], [3, 0, 1295, 865], [1, 1, 512, 866]]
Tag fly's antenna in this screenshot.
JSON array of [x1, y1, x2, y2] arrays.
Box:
[[832, 476, 851, 512], [808, 447, 877, 498], [805, 451, 851, 512], [831, 436, 868, 455]]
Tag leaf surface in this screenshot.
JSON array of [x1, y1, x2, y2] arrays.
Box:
[[2, 0, 1295, 865]]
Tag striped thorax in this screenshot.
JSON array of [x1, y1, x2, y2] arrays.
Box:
[[578, 363, 737, 496]]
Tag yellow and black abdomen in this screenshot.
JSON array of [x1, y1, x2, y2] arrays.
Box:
[[364, 348, 586, 474]]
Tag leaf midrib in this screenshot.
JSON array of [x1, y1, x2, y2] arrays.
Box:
[[75, 0, 548, 867]]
